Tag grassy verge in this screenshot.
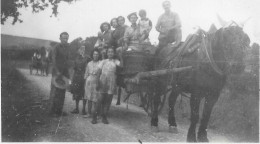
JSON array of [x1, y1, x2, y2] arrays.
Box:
[[1, 60, 49, 142]]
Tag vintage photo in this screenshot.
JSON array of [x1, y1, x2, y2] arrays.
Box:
[[1, 0, 259, 142]]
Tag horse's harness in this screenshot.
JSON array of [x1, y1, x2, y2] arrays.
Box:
[[200, 30, 224, 76]]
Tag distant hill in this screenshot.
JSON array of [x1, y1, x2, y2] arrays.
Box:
[[1, 34, 58, 49]]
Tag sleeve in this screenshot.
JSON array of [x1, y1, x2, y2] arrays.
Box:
[[94, 38, 101, 48]]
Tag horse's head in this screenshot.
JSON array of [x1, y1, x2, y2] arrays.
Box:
[[214, 26, 250, 75]]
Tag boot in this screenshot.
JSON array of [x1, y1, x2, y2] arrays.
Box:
[[102, 115, 109, 124], [91, 113, 97, 124]]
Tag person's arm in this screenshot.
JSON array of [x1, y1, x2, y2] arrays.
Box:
[[116, 59, 122, 67], [148, 19, 153, 33], [83, 63, 88, 79], [52, 45, 61, 76], [95, 61, 103, 90], [123, 27, 130, 51]]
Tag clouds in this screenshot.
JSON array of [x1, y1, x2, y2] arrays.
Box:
[[1, 0, 259, 44]]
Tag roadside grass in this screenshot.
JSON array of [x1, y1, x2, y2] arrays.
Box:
[[1, 59, 50, 142]]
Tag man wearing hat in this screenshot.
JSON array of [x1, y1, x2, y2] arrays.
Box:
[[49, 32, 71, 116], [156, 0, 182, 50]]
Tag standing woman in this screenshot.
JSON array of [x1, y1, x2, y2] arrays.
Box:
[[84, 49, 102, 119], [70, 46, 90, 115], [95, 47, 122, 124]]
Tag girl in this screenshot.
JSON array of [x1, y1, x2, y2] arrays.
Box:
[[95, 47, 122, 124], [84, 49, 102, 118]]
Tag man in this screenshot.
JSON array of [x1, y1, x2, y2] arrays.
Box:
[[49, 32, 71, 116], [156, 0, 182, 50]]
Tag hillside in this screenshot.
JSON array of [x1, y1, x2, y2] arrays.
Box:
[[1, 34, 57, 49]]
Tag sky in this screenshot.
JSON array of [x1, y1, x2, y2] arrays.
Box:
[[1, 0, 260, 44]]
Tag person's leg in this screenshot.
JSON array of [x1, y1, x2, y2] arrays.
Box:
[[82, 99, 87, 115], [55, 88, 66, 115], [92, 93, 103, 124], [71, 95, 79, 114], [87, 100, 93, 116], [102, 93, 111, 124], [106, 94, 113, 114]]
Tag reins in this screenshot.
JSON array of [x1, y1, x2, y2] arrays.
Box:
[[200, 31, 224, 76]]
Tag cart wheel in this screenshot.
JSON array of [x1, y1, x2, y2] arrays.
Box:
[[141, 91, 167, 116]]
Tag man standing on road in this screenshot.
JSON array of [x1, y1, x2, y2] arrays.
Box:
[[156, 0, 182, 50], [49, 32, 71, 116]]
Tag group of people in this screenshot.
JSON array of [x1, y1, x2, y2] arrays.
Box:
[[49, 0, 182, 125]]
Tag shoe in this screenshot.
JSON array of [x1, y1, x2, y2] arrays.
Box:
[[82, 110, 87, 115], [71, 109, 79, 114], [102, 117, 109, 124], [91, 119, 97, 124]]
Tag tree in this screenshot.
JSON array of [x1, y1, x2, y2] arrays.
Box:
[[1, 0, 76, 25]]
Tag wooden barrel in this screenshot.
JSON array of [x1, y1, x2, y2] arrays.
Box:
[[122, 51, 153, 75]]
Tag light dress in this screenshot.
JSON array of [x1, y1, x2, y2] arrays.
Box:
[[84, 60, 101, 102]]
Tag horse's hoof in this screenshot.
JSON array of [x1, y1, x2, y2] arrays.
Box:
[[197, 130, 209, 142], [169, 126, 178, 134], [197, 137, 209, 142], [187, 133, 197, 142], [151, 126, 159, 132]]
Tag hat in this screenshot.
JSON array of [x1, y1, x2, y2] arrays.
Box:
[[100, 22, 111, 32], [52, 75, 70, 89], [127, 12, 138, 20]]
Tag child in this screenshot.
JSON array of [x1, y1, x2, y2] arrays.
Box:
[[96, 47, 122, 124], [138, 9, 152, 43]]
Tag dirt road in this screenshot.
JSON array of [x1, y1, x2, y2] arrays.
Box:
[[17, 68, 231, 142]]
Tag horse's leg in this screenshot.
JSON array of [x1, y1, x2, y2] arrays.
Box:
[[46, 63, 49, 76], [197, 92, 219, 142], [29, 65, 32, 75], [168, 89, 179, 133], [187, 92, 202, 142], [151, 91, 160, 132], [116, 87, 121, 105]]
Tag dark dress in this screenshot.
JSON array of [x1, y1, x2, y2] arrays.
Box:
[[70, 54, 89, 100]]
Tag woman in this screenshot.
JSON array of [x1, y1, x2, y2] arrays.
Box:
[[110, 18, 120, 49], [116, 12, 143, 58], [84, 49, 102, 119], [70, 46, 90, 115], [94, 22, 113, 59], [94, 47, 122, 124]]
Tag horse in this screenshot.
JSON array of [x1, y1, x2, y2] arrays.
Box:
[[150, 24, 250, 142]]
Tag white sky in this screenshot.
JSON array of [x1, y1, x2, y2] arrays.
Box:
[[1, 0, 260, 44]]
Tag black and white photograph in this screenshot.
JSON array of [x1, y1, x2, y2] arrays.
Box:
[[1, 0, 259, 142]]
